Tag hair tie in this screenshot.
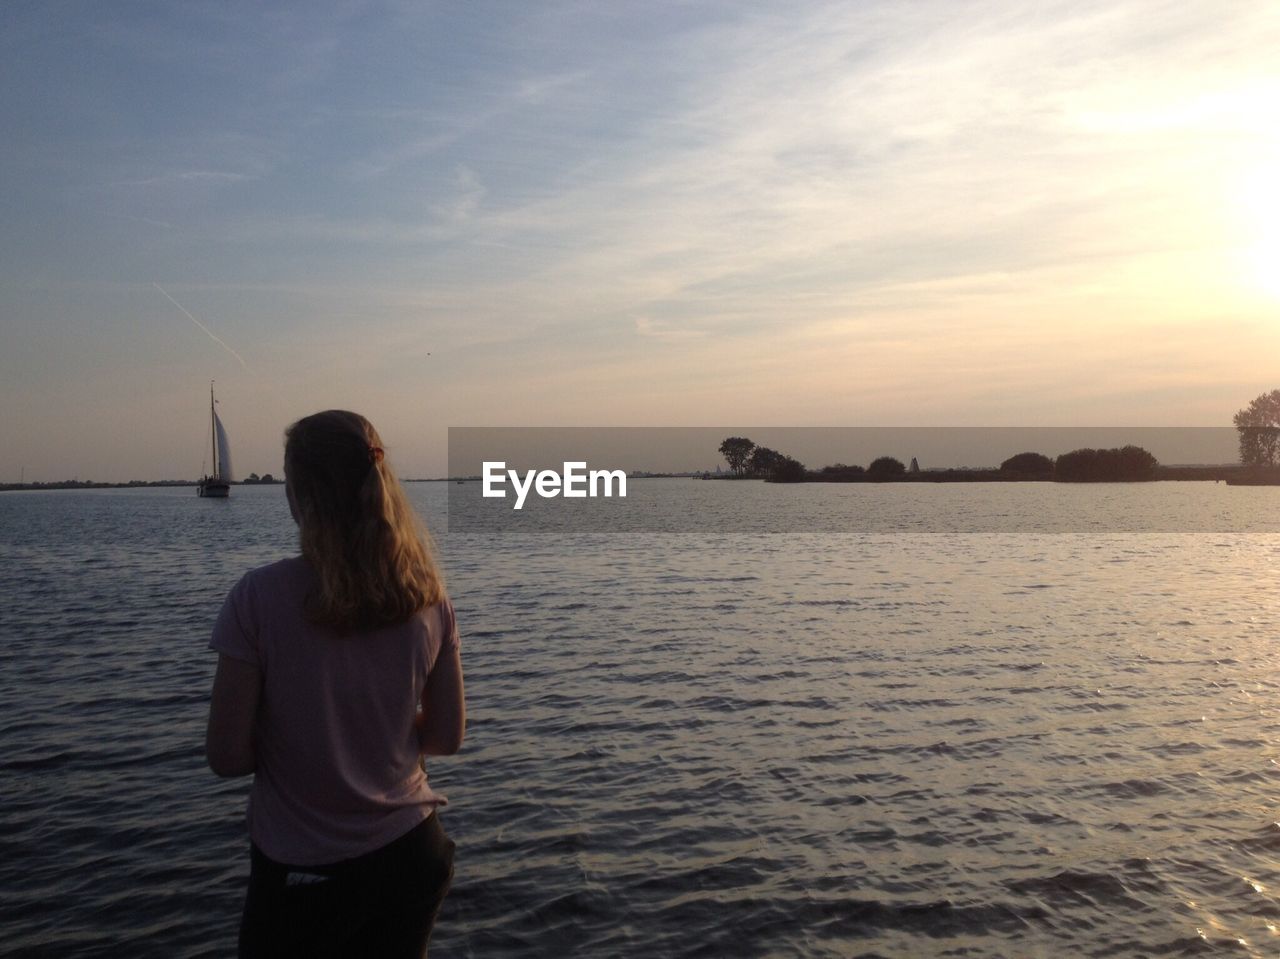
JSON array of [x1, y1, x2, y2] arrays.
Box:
[[368, 446, 384, 464]]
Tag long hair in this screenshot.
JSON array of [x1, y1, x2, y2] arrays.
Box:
[[284, 410, 443, 632]]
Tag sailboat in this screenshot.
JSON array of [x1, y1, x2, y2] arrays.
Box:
[[197, 383, 234, 498]]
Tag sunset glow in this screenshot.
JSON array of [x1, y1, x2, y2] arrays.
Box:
[[1235, 162, 1280, 300]]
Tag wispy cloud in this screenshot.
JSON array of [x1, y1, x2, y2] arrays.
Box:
[[407, 1, 1279, 339], [344, 70, 591, 181], [114, 170, 256, 187], [633, 315, 709, 341]]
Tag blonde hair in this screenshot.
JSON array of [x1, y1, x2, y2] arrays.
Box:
[[284, 410, 443, 632]]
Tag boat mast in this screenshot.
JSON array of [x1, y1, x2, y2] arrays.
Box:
[[210, 381, 218, 480]]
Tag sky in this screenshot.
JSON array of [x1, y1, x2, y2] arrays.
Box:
[[2, 0, 1278, 481]]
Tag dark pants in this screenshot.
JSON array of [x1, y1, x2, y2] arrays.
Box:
[[239, 814, 455, 959]]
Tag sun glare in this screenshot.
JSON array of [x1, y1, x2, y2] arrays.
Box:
[[1233, 163, 1280, 300]]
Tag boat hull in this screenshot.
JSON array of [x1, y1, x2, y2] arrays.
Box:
[[198, 480, 231, 498]]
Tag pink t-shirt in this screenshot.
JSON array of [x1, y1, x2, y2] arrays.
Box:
[[210, 556, 458, 866]]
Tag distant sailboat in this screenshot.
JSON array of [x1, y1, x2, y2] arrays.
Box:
[[197, 383, 233, 498]]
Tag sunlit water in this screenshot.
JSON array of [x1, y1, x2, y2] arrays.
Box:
[[2, 482, 1280, 958]]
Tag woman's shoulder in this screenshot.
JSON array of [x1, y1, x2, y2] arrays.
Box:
[[422, 594, 459, 653], [417, 591, 453, 621], [231, 556, 312, 596]]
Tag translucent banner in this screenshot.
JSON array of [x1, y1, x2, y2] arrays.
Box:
[[445, 427, 1279, 533]]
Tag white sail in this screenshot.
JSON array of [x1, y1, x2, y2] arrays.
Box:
[[214, 412, 234, 482]]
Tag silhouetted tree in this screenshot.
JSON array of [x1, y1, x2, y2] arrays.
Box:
[[1055, 446, 1157, 481], [1000, 452, 1054, 476], [1233, 389, 1280, 467], [1055, 449, 1096, 481], [748, 446, 784, 478], [817, 463, 866, 481], [868, 456, 906, 480], [718, 437, 755, 476], [1115, 445, 1158, 479], [768, 455, 807, 483]]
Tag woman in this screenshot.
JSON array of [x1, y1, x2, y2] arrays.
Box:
[[206, 410, 464, 958]]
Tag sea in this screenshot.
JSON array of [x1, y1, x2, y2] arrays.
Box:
[[2, 481, 1280, 958]]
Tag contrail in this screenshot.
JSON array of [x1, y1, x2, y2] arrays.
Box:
[[153, 283, 249, 370]]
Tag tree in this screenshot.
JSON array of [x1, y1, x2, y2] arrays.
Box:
[[1054, 446, 1157, 482], [1000, 452, 1054, 476], [742, 445, 807, 481], [747, 446, 784, 478], [769, 455, 807, 483], [1233, 389, 1280, 467], [867, 456, 906, 480], [1115, 445, 1158, 479], [718, 437, 755, 475], [817, 463, 866, 482], [1055, 448, 1097, 481]]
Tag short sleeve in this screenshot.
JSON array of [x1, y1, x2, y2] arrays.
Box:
[[210, 573, 260, 667], [439, 598, 460, 655]]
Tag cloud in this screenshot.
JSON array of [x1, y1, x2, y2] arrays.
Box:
[[155, 0, 1279, 362], [344, 69, 591, 181], [114, 170, 256, 188], [433, 166, 486, 224], [633, 315, 709, 341], [409, 2, 1275, 335]]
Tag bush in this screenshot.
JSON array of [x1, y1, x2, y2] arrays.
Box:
[[867, 456, 906, 480], [1000, 452, 1054, 475], [1055, 446, 1157, 482], [768, 456, 808, 483], [815, 463, 866, 482]]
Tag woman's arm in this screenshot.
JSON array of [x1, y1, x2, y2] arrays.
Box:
[[417, 644, 465, 756], [206, 654, 262, 777]]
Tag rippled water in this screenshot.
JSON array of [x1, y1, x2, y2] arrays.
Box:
[[3, 482, 1280, 957]]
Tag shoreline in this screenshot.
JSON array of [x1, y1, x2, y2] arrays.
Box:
[[0, 479, 286, 493], [2, 465, 1268, 493]]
